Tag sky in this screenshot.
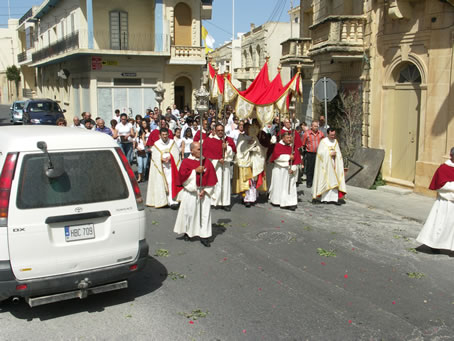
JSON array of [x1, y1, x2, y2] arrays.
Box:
[[1, 0, 294, 48]]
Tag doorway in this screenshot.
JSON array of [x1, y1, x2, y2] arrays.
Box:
[[174, 76, 192, 111], [390, 63, 421, 183]]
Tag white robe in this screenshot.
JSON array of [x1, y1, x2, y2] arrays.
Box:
[[211, 136, 235, 207], [173, 158, 215, 238], [146, 138, 181, 208], [417, 160, 454, 250], [312, 138, 346, 201], [269, 142, 299, 207]]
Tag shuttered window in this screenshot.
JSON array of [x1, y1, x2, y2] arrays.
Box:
[[110, 11, 128, 50]]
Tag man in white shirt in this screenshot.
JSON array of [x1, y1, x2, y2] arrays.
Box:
[[172, 104, 180, 119]]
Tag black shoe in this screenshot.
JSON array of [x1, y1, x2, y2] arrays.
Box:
[[183, 234, 190, 241], [223, 206, 231, 212], [201, 238, 211, 247], [288, 205, 296, 211], [306, 184, 312, 189], [311, 199, 320, 205], [170, 204, 179, 210], [334, 201, 341, 206], [429, 247, 440, 254], [245, 202, 251, 208]]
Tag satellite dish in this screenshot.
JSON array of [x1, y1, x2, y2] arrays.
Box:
[[57, 69, 70, 79]]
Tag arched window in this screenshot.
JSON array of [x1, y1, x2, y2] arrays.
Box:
[[174, 3, 191, 46], [255, 45, 261, 67], [110, 10, 128, 50], [248, 46, 253, 67], [397, 64, 421, 84]]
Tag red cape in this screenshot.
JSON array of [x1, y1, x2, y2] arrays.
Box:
[[203, 136, 237, 160], [146, 129, 174, 147], [429, 163, 454, 190], [174, 157, 218, 197], [269, 142, 302, 165], [279, 128, 302, 149], [170, 154, 180, 199], [193, 130, 208, 142]]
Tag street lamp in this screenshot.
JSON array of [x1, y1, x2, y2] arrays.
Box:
[[153, 82, 165, 114]]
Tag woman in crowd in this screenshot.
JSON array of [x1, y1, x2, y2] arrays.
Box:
[[174, 127, 183, 152], [135, 120, 150, 183], [181, 128, 193, 159], [115, 113, 135, 164]]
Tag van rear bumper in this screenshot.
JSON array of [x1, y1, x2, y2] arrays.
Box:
[[0, 239, 149, 301]]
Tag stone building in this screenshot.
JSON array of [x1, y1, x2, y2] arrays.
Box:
[[15, 0, 213, 123], [0, 19, 20, 104], [234, 22, 291, 90], [280, 0, 454, 195], [208, 37, 242, 88]]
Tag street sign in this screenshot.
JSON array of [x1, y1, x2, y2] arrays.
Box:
[[314, 77, 337, 102]]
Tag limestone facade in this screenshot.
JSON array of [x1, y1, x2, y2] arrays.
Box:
[[281, 0, 454, 196], [14, 0, 212, 123]]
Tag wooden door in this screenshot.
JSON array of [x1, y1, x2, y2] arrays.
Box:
[[391, 85, 420, 182]]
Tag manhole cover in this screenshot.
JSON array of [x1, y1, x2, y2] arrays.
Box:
[[256, 231, 297, 244]]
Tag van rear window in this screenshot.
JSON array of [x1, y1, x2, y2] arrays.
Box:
[[17, 150, 129, 209]]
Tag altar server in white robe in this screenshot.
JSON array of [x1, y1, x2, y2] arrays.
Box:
[[417, 147, 454, 253], [269, 131, 303, 211], [202, 124, 237, 211], [312, 128, 347, 204], [173, 142, 218, 247], [146, 128, 181, 209]]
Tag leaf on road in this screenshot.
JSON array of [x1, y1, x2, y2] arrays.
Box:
[[151, 220, 158, 225], [178, 309, 209, 320], [168, 272, 186, 280], [155, 249, 169, 257], [407, 272, 425, 279], [406, 248, 417, 254], [126, 314, 132, 318], [241, 223, 249, 227], [317, 248, 337, 257], [303, 226, 312, 231]]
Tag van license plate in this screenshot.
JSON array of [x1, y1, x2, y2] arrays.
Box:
[[64, 224, 95, 242]]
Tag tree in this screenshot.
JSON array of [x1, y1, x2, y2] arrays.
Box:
[[6, 65, 21, 98]]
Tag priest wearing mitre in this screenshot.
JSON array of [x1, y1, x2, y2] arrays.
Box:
[[269, 131, 302, 211], [146, 128, 181, 209], [233, 120, 268, 207], [416, 147, 454, 253], [312, 128, 347, 204], [203, 123, 237, 211], [173, 142, 218, 247]]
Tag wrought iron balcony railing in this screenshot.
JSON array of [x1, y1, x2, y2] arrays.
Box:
[[32, 31, 79, 63]]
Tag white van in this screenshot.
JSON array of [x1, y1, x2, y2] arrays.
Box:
[[0, 126, 148, 307]]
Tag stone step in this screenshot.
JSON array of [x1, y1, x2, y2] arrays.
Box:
[[376, 185, 412, 195]]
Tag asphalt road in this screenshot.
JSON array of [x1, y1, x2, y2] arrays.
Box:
[[1, 176, 453, 340]]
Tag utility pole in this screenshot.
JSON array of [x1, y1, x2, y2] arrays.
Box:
[[290, 0, 293, 38], [232, 0, 235, 41]]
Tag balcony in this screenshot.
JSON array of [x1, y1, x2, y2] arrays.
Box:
[[19, 8, 34, 26], [309, 15, 366, 59], [280, 38, 313, 67], [17, 50, 32, 65], [234, 66, 260, 81], [169, 46, 206, 65], [32, 31, 79, 64]]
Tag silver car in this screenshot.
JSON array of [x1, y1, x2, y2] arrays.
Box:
[[10, 100, 25, 124]]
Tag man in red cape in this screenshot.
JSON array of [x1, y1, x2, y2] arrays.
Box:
[[173, 142, 218, 247], [417, 147, 454, 253], [269, 131, 302, 211], [145, 128, 180, 209], [193, 119, 210, 142], [146, 119, 174, 147], [279, 118, 302, 149], [203, 124, 237, 211]]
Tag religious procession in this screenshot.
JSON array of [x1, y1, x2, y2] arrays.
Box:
[[143, 60, 347, 248]]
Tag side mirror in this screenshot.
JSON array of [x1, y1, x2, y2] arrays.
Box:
[[45, 156, 65, 179]]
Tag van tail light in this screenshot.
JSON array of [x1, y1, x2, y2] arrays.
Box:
[[0, 153, 18, 227], [115, 148, 144, 211]]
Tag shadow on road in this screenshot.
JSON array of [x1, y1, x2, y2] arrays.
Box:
[[0, 256, 167, 321]]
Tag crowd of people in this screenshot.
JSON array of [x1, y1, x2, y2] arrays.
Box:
[[63, 104, 346, 247]]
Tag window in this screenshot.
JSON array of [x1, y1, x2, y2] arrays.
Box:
[[398, 64, 421, 84], [113, 78, 141, 86], [110, 10, 128, 50], [17, 151, 129, 209], [70, 13, 75, 33], [25, 27, 34, 49]]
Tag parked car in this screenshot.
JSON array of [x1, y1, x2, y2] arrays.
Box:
[[22, 99, 66, 125], [10, 100, 25, 124], [0, 126, 149, 307]]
